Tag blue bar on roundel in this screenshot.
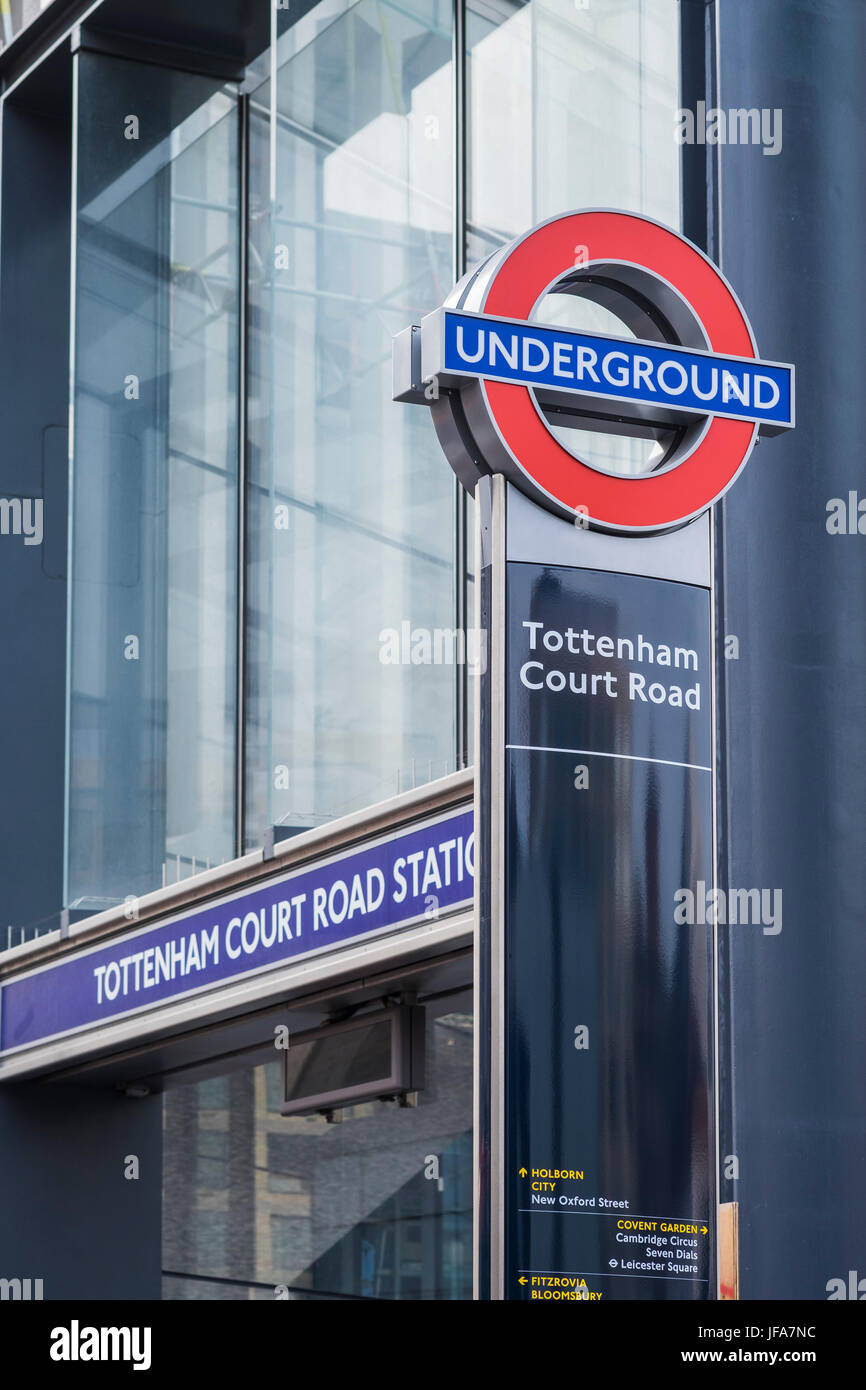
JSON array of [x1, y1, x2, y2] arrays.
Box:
[[442, 309, 793, 429]]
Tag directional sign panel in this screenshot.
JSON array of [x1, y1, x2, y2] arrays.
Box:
[[503, 563, 715, 1300]]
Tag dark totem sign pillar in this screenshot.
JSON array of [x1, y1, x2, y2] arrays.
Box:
[[393, 211, 793, 1302], [475, 480, 716, 1301]]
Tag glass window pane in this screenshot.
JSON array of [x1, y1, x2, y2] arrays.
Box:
[[466, 0, 682, 481], [467, 0, 681, 249], [67, 52, 239, 905], [244, 0, 456, 849], [162, 995, 473, 1300]]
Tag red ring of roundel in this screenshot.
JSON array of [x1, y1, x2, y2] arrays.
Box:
[[480, 211, 757, 531]]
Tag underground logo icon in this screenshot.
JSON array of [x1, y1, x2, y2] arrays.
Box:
[[393, 209, 794, 534]]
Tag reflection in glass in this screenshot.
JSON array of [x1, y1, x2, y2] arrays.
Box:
[[466, 0, 681, 478], [244, 0, 456, 848], [163, 1000, 473, 1299], [67, 54, 239, 904]]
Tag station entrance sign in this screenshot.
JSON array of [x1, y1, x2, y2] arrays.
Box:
[[395, 208, 793, 533], [394, 210, 794, 1300]]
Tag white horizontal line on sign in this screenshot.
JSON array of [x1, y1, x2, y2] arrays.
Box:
[[506, 743, 712, 773]]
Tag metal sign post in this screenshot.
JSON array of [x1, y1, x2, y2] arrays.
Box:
[[476, 478, 716, 1300], [394, 209, 794, 1300]]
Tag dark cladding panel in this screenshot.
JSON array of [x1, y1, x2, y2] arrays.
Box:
[[717, 0, 866, 1300], [0, 1083, 162, 1300], [0, 82, 71, 949]]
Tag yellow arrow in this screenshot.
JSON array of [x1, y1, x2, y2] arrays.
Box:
[[518, 1277, 528, 1285], [701, 1226, 708, 1235], [519, 1167, 528, 1177]]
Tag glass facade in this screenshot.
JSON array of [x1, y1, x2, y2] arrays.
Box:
[[244, 0, 457, 849], [467, 0, 681, 476], [163, 996, 473, 1300], [0, 0, 52, 52], [467, 0, 679, 245], [68, 54, 240, 906]]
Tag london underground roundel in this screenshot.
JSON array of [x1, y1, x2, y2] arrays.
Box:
[[393, 210, 794, 535]]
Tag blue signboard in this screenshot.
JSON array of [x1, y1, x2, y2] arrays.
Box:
[[0, 807, 474, 1054], [434, 307, 794, 430], [497, 564, 714, 1300]]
